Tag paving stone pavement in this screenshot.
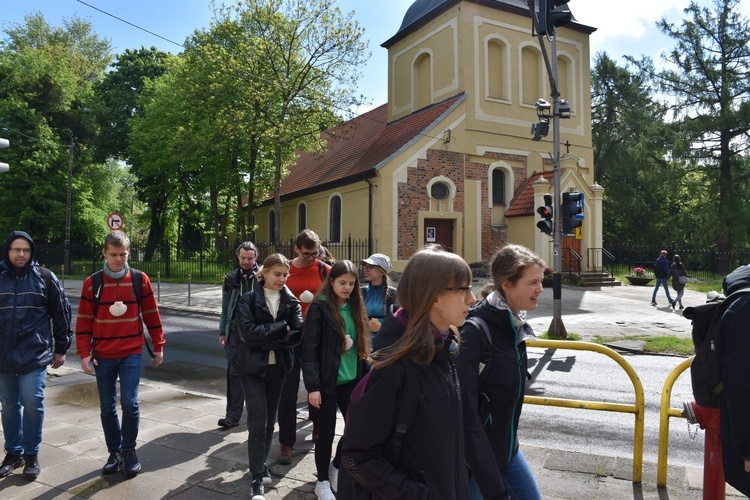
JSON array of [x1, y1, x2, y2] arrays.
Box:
[[0, 277, 743, 498]]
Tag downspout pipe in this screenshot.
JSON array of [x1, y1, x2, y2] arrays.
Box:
[[365, 175, 373, 255]]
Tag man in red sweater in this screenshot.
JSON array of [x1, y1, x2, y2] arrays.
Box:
[[75, 230, 164, 477], [276, 229, 330, 465]]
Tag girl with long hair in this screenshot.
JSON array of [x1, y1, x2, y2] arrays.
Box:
[[235, 253, 303, 500], [301, 260, 369, 500], [341, 245, 475, 499], [459, 243, 545, 500]]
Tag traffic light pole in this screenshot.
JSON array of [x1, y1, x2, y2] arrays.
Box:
[[548, 36, 567, 339]]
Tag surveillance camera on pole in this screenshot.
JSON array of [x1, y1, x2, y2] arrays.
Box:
[[0, 138, 9, 173]]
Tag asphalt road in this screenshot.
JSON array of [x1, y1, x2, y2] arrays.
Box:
[[521, 346, 702, 468]]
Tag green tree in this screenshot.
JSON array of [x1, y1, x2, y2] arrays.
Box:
[[591, 53, 679, 246], [0, 13, 114, 244], [632, 0, 750, 256], [93, 47, 171, 162], [214, 0, 369, 241]]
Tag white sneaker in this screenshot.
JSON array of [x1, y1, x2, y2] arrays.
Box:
[[315, 480, 335, 500], [328, 462, 339, 491]]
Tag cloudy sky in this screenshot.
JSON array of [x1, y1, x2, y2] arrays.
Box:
[[4, 0, 749, 110]]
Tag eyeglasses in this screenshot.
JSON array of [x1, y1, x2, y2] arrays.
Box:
[[444, 286, 474, 299], [299, 249, 319, 259], [8, 248, 31, 254], [363, 264, 377, 271]]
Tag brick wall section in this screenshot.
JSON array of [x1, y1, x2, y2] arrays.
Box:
[[397, 149, 528, 261]]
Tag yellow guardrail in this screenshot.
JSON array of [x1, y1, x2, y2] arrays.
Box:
[[524, 338, 646, 483], [656, 356, 693, 488]]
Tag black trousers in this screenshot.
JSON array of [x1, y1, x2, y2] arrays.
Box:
[[240, 364, 286, 476], [277, 345, 317, 446], [314, 379, 356, 480], [224, 342, 246, 422]]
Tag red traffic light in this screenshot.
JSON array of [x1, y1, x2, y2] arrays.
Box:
[[536, 194, 554, 235]]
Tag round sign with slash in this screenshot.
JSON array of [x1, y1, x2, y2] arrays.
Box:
[[107, 212, 124, 231]]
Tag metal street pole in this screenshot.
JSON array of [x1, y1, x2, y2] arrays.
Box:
[[548, 35, 567, 338], [65, 136, 74, 274]]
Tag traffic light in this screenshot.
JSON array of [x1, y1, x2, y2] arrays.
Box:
[[0, 138, 8, 173], [538, 0, 573, 37], [561, 192, 583, 234], [536, 194, 554, 235]]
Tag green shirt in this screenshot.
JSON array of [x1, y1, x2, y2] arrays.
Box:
[[337, 301, 358, 384]]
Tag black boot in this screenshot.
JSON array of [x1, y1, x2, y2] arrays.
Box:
[[102, 451, 123, 474], [0, 453, 24, 478], [22, 455, 40, 480], [123, 450, 141, 478]]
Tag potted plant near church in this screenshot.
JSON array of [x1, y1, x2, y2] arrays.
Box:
[[625, 267, 654, 286]]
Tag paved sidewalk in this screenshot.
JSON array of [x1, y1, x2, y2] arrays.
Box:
[[0, 277, 741, 498]]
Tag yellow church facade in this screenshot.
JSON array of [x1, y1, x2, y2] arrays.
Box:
[[252, 0, 600, 273]]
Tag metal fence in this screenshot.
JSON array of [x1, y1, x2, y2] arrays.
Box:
[[33, 236, 370, 282], [603, 243, 750, 281]]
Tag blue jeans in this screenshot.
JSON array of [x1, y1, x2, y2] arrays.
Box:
[[651, 278, 674, 303], [0, 367, 47, 455], [469, 449, 541, 500], [94, 354, 141, 452]]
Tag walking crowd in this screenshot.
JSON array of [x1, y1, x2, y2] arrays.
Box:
[[1, 228, 749, 499]]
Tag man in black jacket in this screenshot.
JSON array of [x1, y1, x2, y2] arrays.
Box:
[[218, 241, 258, 428], [0, 231, 72, 480]]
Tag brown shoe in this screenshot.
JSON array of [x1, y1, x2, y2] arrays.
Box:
[[277, 444, 293, 465]]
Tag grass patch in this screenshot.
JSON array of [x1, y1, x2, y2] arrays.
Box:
[[538, 332, 581, 341], [593, 334, 694, 356]]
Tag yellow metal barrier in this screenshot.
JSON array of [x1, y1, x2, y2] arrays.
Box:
[[524, 338, 646, 483], [656, 356, 693, 488]]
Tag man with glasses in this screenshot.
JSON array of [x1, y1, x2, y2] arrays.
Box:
[[0, 231, 72, 480], [276, 229, 330, 465], [217, 241, 258, 428]]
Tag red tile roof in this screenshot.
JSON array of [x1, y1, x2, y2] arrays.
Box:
[[278, 93, 466, 197], [504, 171, 553, 217]]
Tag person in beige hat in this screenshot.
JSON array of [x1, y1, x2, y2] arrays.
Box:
[[360, 254, 397, 349]]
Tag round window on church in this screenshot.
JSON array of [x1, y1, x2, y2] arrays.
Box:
[[431, 182, 449, 200]]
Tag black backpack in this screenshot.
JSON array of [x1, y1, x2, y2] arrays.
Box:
[[683, 287, 750, 408]]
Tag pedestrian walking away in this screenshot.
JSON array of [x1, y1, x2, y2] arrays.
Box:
[[340, 245, 473, 499], [651, 250, 675, 307], [301, 260, 370, 500], [75, 230, 165, 478], [459, 243, 545, 500], [276, 229, 330, 464], [234, 254, 303, 500], [669, 254, 690, 310], [0, 231, 72, 481], [218, 241, 259, 429]]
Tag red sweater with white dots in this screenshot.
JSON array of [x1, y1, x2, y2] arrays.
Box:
[[75, 270, 164, 359]]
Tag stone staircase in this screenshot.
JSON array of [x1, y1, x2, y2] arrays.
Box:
[[576, 271, 621, 287]]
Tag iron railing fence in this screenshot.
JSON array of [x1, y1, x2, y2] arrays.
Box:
[[33, 236, 370, 282], [604, 243, 750, 281]]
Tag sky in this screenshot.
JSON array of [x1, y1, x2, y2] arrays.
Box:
[[4, 0, 750, 112]]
